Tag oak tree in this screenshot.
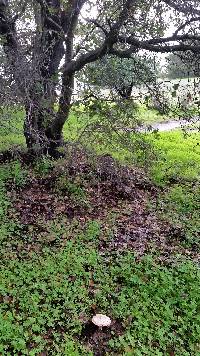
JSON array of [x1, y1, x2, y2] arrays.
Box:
[[0, 0, 200, 156]]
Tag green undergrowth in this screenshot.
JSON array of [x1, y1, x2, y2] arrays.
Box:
[[150, 131, 200, 186], [0, 105, 166, 152], [1, 108, 199, 185], [0, 109, 25, 151], [0, 106, 200, 354], [0, 159, 200, 354], [55, 175, 88, 204], [155, 183, 200, 249], [1, 225, 200, 355], [0, 161, 27, 219], [148, 131, 200, 250]]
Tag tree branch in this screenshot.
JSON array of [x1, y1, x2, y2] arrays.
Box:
[[82, 17, 108, 36], [61, 0, 87, 34], [162, 0, 200, 16], [173, 17, 200, 36], [114, 41, 200, 55], [0, 1, 28, 96], [62, 0, 137, 74], [119, 33, 200, 46], [64, 41, 112, 74], [66, 31, 200, 76]]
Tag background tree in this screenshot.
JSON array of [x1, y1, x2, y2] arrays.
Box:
[[77, 55, 159, 99], [0, 0, 200, 156], [166, 52, 200, 79]]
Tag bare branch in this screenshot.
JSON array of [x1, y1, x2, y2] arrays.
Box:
[[64, 41, 111, 74], [64, 22, 200, 75]]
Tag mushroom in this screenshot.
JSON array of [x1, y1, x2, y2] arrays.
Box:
[[92, 314, 112, 330]]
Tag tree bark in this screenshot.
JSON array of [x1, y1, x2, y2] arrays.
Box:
[[24, 101, 49, 156], [45, 73, 74, 157], [23, 71, 74, 158]]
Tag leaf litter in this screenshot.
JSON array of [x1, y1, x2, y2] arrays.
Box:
[[1, 146, 200, 354]]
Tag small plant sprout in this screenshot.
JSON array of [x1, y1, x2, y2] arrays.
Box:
[[92, 314, 112, 330]]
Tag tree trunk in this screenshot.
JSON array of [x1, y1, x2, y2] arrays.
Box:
[[24, 103, 48, 156], [23, 73, 74, 158], [115, 81, 133, 99], [45, 72, 74, 157], [24, 103, 67, 158]]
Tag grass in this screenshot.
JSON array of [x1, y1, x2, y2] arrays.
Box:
[[148, 131, 200, 251], [0, 109, 25, 151], [156, 183, 200, 249], [134, 105, 166, 123], [0, 168, 200, 355], [0, 104, 172, 152], [149, 130, 200, 185], [0, 105, 200, 354]]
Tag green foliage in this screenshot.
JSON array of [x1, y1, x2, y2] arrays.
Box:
[[0, 108, 25, 151], [8, 161, 28, 187], [59, 336, 92, 355], [164, 185, 199, 214], [0, 236, 97, 354], [33, 157, 53, 176], [55, 176, 88, 203], [65, 99, 158, 167], [0, 162, 28, 261], [0, 105, 163, 153], [0, 241, 200, 354], [106, 255, 200, 355], [0, 105, 200, 355], [78, 55, 158, 98], [0, 160, 27, 187], [157, 184, 200, 248], [0, 180, 9, 219]]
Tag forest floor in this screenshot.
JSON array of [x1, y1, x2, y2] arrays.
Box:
[[0, 108, 200, 355]]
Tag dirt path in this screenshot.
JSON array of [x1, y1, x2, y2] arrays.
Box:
[[140, 117, 200, 132]]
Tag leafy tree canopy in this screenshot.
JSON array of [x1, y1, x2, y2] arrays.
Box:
[[78, 55, 159, 99]]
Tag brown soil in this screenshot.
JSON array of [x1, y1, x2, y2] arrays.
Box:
[[5, 149, 198, 262]]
